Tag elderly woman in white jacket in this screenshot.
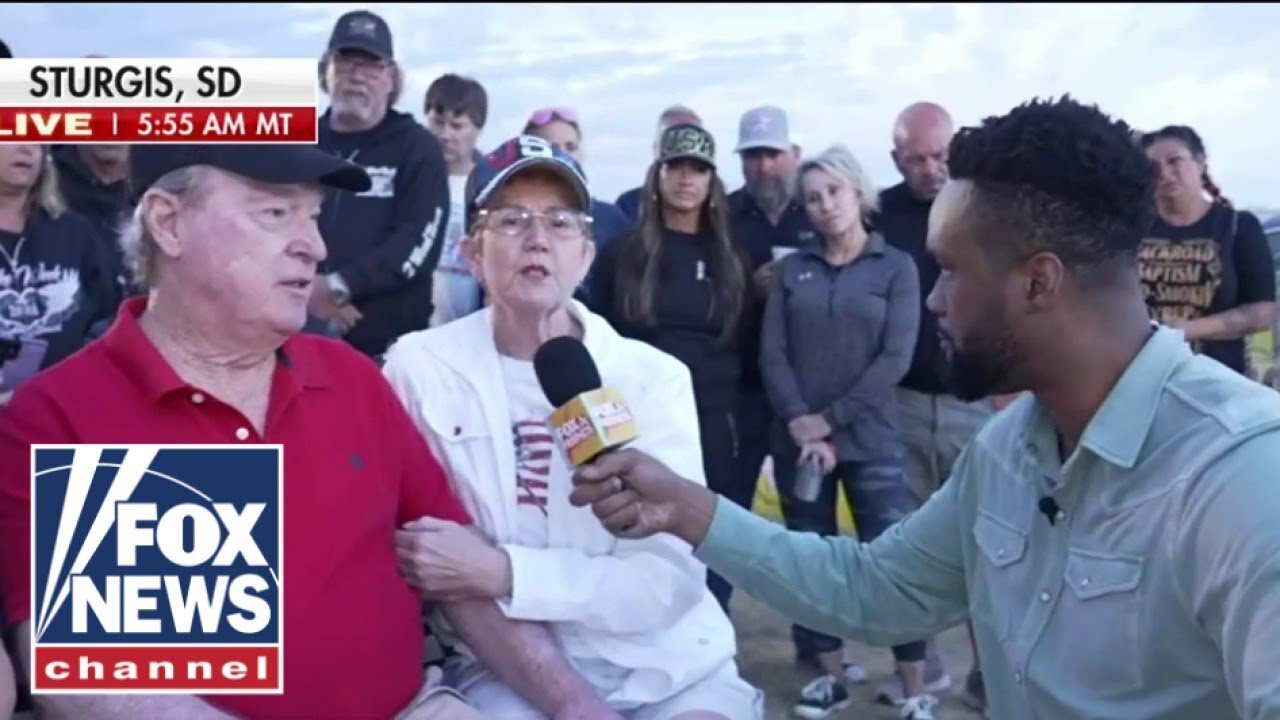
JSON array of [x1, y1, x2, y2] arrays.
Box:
[[383, 135, 763, 720]]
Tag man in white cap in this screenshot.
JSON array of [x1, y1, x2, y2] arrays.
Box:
[[722, 103, 819, 625]]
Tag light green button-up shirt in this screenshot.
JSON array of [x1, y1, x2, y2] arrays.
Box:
[[697, 327, 1280, 720]]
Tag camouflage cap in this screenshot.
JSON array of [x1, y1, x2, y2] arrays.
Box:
[[658, 123, 716, 169]]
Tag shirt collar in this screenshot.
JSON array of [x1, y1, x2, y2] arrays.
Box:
[[1024, 323, 1188, 470], [798, 230, 888, 260], [101, 297, 329, 403]]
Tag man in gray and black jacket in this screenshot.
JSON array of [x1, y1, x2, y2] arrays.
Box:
[[312, 10, 450, 360]]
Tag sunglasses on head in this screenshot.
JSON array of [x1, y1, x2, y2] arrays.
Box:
[[528, 106, 578, 127]]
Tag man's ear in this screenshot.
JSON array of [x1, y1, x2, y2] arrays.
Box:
[[1023, 251, 1065, 312], [142, 191, 185, 262]]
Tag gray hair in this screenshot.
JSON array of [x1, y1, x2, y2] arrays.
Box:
[[317, 50, 404, 108], [117, 166, 208, 290], [795, 144, 880, 218]]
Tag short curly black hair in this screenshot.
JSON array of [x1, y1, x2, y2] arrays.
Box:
[[948, 95, 1155, 282]]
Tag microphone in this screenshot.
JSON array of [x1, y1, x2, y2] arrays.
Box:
[[533, 336, 639, 467], [1038, 496, 1061, 526]]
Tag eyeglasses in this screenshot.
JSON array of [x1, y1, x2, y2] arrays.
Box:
[[332, 51, 391, 73], [528, 106, 579, 127], [478, 206, 592, 241]]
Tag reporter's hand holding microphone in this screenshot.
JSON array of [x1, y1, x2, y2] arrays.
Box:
[[569, 447, 719, 546]]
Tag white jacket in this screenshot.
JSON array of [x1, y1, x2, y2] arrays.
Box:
[[382, 301, 739, 705]]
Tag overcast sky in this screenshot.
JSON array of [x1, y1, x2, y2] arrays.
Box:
[[4, 2, 1278, 210]]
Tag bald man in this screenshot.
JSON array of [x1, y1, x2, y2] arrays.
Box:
[[875, 102, 989, 712]]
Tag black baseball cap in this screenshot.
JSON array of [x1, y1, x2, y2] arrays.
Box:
[[327, 10, 394, 61], [464, 135, 591, 231], [130, 145, 371, 201]]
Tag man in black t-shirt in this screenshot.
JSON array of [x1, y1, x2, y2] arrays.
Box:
[[876, 102, 992, 712]]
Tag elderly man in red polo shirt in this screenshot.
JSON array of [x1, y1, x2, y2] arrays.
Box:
[[0, 144, 619, 720]]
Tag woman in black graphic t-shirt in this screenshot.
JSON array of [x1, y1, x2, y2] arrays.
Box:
[[588, 123, 753, 613], [0, 145, 120, 395], [1138, 126, 1276, 376]]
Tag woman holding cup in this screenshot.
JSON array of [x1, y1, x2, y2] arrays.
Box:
[[760, 145, 935, 719]]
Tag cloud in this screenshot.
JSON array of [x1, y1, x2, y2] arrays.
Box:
[[4, 2, 1278, 207], [187, 39, 255, 59]]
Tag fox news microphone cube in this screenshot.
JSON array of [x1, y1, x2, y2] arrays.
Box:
[[548, 388, 638, 467]]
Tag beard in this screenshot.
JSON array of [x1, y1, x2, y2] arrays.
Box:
[[940, 316, 1021, 402], [330, 88, 379, 124], [747, 175, 792, 215]]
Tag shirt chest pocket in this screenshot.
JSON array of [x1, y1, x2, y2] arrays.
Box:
[[415, 396, 503, 535], [971, 510, 1029, 643], [1058, 548, 1145, 696]]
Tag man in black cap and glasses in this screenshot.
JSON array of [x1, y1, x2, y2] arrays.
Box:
[[0, 143, 622, 720], [312, 9, 451, 362]]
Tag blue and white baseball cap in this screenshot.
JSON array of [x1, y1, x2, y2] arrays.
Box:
[[465, 135, 591, 230]]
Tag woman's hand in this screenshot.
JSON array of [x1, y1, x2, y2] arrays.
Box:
[[799, 440, 837, 474], [394, 517, 512, 602], [788, 413, 832, 445]]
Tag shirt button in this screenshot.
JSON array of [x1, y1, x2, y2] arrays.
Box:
[[1039, 591, 1051, 603], [996, 548, 1006, 558], [1055, 510, 1066, 523], [235, 427, 250, 441], [1015, 672, 1023, 684], [1081, 578, 1091, 588], [191, 392, 205, 404]]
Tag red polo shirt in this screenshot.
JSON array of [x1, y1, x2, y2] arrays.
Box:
[[0, 297, 471, 720]]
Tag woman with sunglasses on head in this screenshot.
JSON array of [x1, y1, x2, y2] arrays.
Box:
[[523, 107, 628, 305], [588, 124, 757, 616], [1139, 125, 1276, 378]]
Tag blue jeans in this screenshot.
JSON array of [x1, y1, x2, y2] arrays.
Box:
[[772, 444, 926, 663]]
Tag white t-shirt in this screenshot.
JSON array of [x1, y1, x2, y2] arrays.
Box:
[[430, 174, 482, 327], [500, 355, 568, 547]]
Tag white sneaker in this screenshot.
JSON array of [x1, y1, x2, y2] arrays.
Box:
[[900, 694, 939, 720], [839, 645, 870, 683], [842, 660, 870, 684], [876, 665, 952, 706]]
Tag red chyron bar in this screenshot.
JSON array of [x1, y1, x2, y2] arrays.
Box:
[[0, 106, 318, 144], [549, 388, 640, 467]]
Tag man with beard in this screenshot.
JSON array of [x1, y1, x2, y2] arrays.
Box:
[[720, 105, 822, 626], [313, 10, 450, 360], [569, 96, 1280, 720]]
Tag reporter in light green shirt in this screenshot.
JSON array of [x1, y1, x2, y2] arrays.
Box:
[[570, 97, 1280, 720]]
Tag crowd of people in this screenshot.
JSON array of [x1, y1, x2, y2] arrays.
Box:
[[0, 7, 1278, 720]]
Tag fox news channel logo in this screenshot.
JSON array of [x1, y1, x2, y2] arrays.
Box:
[[29, 445, 283, 694]]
